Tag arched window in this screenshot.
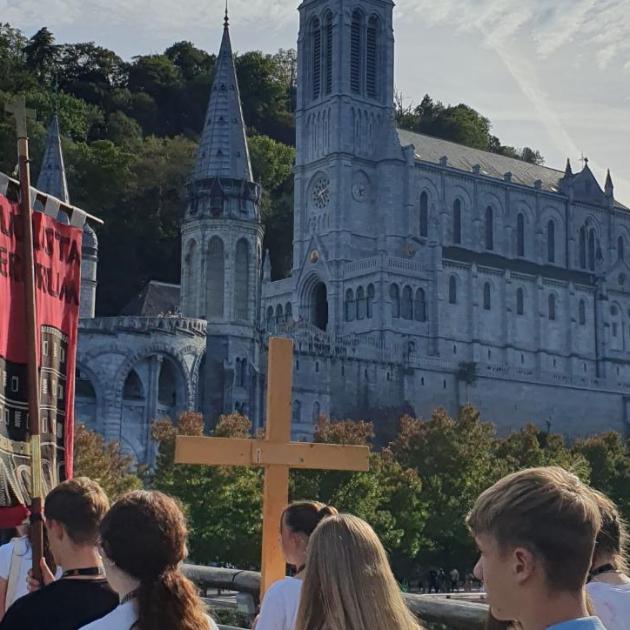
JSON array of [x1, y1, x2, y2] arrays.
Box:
[[449, 276, 457, 304], [579, 226, 586, 269], [453, 199, 462, 244], [485, 206, 494, 251], [579, 299, 586, 325], [618, 236, 625, 261], [207, 237, 224, 319], [266, 306, 274, 328], [548, 294, 556, 321], [367, 284, 375, 319], [517, 213, 525, 257], [483, 283, 491, 310], [293, 400, 302, 424], [234, 239, 250, 320], [324, 12, 333, 95], [356, 286, 366, 320], [402, 286, 413, 320], [366, 15, 379, 99], [420, 191, 428, 237], [516, 288, 524, 316], [588, 230, 596, 271], [390, 284, 400, 319], [123, 370, 144, 400], [345, 289, 355, 322], [350, 10, 363, 94], [275, 304, 284, 325], [285, 302, 293, 322], [311, 18, 321, 100], [235, 358, 241, 386], [240, 359, 247, 387], [415, 288, 427, 322], [184, 240, 198, 316], [312, 401, 321, 423], [547, 220, 556, 263]]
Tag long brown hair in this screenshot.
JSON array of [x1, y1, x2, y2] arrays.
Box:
[[99, 490, 209, 630], [295, 514, 422, 630], [591, 489, 629, 574]]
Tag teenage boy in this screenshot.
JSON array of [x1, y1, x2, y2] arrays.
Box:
[[467, 466, 605, 630], [0, 478, 118, 630]]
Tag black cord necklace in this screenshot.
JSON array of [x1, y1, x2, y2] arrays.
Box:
[[61, 566, 105, 579], [589, 563, 619, 581]]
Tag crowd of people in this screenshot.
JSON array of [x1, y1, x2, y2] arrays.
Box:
[[0, 466, 627, 629]]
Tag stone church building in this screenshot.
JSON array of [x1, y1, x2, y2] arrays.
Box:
[[37, 0, 630, 463]]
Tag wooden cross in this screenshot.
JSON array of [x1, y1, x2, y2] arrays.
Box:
[[5, 96, 36, 138], [175, 337, 370, 597]]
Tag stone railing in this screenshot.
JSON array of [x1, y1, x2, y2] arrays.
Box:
[[182, 564, 487, 630], [79, 316, 207, 337], [343, 255, 425, 277]]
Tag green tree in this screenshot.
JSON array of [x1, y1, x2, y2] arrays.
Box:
[[390, 406, 498, 568], [23, 27, 58, 82], [73, 424, 142, 500], [573, 432, 630, 521], [0, 23, 34, 92], [291, 418, 427, 577], [151, 412, 263, 568]]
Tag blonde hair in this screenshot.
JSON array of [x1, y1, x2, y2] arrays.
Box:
[[467, 466, 601, 592], [294, 514, 422, 630], [590, 489, 629, 574]]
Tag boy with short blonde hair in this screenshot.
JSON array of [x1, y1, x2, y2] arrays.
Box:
[[467, 466, 604, 630]]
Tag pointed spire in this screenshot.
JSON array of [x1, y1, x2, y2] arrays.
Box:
[[605, 169, 614, 198], [564, 158, 573, 178], [36, 114, 69, 204], [224, 0, 229, 29], [193, 10, 253, 183]]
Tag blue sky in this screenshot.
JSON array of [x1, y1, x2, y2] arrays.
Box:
[[4, 0, 629, 203]]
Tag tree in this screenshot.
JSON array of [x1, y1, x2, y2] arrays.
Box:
[[23, 27, 58, 82], [151, 412, 263, 568], [73, 424, 142, 500], [248, 134, 295, 279], [573, 432, 630, 521], [390, 406, 498, 568], [291, 418, 427, 577]]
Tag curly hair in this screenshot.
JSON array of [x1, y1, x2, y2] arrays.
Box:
[[99, 490, 209, 630]]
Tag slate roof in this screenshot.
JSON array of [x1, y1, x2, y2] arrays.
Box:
[[193, 13, 253, 183], [120, 281, 181, 316], [397, 128, 628, 210], [37, 114, 70, 204]]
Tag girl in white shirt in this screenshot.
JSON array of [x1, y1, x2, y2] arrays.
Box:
[[586, 490, 630, 630], [0, 523, 30, 618], [254, 501, 337, 630], [80, 490, 218, 630]]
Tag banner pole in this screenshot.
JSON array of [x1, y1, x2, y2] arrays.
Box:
[[6, 97, 44, 582]]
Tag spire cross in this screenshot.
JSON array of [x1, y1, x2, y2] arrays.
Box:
[[579, 153, 589, 169], [224, 0, 229, 28]]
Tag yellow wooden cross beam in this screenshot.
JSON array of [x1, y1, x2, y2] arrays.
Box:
[[175, 337, 370, 597]]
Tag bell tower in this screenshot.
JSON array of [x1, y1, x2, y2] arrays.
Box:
[[294, 0, 398, 269], [181, 9, 263, 424]]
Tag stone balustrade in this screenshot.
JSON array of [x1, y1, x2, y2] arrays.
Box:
[[79, 316, 207, 337]]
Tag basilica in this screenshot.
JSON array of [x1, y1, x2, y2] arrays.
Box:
[[39, 0, 629, 464]]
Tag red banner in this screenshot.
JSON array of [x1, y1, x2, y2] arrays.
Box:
[[0, 193, 82, 527]]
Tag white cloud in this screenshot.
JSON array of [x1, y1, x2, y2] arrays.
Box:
[[404, 0, 630, 71]]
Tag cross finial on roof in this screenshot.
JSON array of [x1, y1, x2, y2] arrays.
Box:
[[224, 0, 229, 28]]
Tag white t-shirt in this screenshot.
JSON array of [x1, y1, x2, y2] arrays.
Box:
[[0, 536, 32, 608], [587, 580, 630, 630], [255, 576, 302, 630], [79, 600, 219, 630]]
